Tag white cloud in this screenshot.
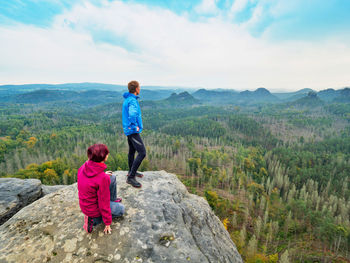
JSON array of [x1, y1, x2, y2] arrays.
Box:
[[268, 0, 304, 18], [240, 3, 263, 29], [0, 0, 349, 91], [195, 0, 219, 15], [230, 0, 249, 16]]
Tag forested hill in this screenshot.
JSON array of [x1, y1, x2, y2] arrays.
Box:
[[0, 84, 350, 262]]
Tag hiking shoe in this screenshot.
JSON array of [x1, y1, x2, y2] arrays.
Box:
[[126, 176, 142, 188], [83, 215, 94, 233], [127, 172, 144, 178]]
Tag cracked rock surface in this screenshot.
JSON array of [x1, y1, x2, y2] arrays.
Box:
[[0, 178, 42, 225], [0, 171, 242, 263]]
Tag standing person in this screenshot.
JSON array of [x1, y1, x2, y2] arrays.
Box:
[[122, 80, 146, 188], [78, 144, 124, 234]]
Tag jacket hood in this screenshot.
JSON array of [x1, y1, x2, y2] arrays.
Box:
[[81, 160, 107, 178], [123, 92, 139, 99]]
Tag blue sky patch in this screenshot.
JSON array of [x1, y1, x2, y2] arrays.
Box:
[[0, 0, 74, 27], [1, 0, 350, 42]]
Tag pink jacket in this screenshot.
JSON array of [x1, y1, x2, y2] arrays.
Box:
[[77, 160, 112, 225]]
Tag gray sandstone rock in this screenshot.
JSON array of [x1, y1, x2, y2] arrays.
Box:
[[0, 171, 242, 263], [41, 185, 67, 196], [0, 178, 42, 225]]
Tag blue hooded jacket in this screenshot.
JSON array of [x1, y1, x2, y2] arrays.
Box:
[[122, 92, 143, 136]]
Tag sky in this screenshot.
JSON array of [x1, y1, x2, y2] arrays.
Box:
[[0, 0, 350, 91]]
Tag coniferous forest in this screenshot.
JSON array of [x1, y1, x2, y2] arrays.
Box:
[[1, 85, 350, 262]]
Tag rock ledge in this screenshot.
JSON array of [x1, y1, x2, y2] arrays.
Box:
[[0, 171, 242, 263]]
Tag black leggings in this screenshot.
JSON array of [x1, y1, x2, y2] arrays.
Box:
[[127, 133, 146, 177]]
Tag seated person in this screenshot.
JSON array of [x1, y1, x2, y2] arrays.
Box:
[[77, 144, 124, 234]]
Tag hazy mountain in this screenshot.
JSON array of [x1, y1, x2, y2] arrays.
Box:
[[139, 85, 195, 92], [333, 88, 350, 103], [0, 89, 123, 106], [192, 88, 279, 105], [272, 88, 314, 101], [2, 84, 349, 107], [74, 90, 122, 105], [140, 89, 175, 101], [0, 83, 126, 92], [138, 91, 200, 109], [289, 91, 324, 107], [316, 88, 340, 102], [0, 83, 192, 93], [14, 89, 78, 103], [192, 89, 238, 104], [236, 88, 279, 104], [164, 92, 200, 106]]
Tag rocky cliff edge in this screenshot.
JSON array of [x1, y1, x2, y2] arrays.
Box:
[[0, 171, 242, 263]]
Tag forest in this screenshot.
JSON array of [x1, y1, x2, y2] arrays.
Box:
[[1, 85, 349, 262]]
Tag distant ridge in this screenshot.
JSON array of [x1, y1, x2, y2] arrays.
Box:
[[317, 88, 339, 102], [3, 89, 123, 105], [272, 88, 314, 101], [0, 83, 126, 92], [289, 91, 324, 107], [334, 87, 350, 103], [138, 89, 175, 101], [15, 89, 78, 103], [238, 87, 278, 103], [192, 89, 238, 103], [193, 87, 279, 105], [1, 83, 349, 106], [0, 83, 192, 92], [165, 91, 200, 105]]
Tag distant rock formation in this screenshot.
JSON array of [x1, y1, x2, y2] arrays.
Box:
[[0, 171, 242, 263], [238, 88, 279, 103], [165, 92, 200, 106], [290, 92, 324, 107], [192, 88, 279, 105]]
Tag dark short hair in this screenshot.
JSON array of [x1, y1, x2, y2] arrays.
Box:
[[128, 81, 139, 93], [87, 144, 109, 162]]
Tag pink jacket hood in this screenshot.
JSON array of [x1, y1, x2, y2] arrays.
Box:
[[80, 160, 107, 178]]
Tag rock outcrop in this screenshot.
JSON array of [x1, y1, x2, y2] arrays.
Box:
[[0, 178, 67, 225], [0, 171, 242, 263], [41, 185, 67, 196], [0, 178, 42, 225]]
